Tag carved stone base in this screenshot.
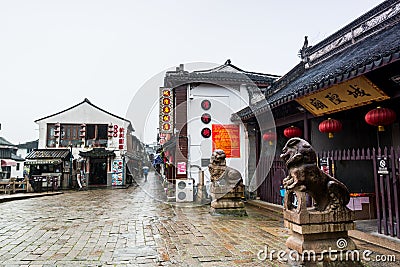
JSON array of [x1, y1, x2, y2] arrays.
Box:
[[285, 229, 356, 253], [209, 185, 247, 216], [285, 229, 361, 266], [210, 196, 247, 216], [211, 186, 245, 200], [284, 191, 357, 265], [284, 220, 355, 236]]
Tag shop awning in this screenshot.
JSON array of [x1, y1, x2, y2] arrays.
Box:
[[26, 149, 70, 160], [25, 159, 63, 165], [1, 159, 17, 167]]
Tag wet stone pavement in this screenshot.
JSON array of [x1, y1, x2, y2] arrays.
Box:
[[0, 172, 399, 267]]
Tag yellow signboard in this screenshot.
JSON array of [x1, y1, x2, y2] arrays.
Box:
[[159, 87, 174, 134], [296, 76, 389, 116]]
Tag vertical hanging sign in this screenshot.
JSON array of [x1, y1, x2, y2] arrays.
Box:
[[177, 162, 187, 175], [112, 159, 123, 186], [159, 87, 174, 134], [118, 127, 125, 150]]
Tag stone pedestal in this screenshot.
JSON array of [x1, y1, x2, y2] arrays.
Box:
[[284, 191, 358, 266], [210, 182, 247, 216]]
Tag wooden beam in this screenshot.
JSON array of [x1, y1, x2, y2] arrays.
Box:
[[275, 112, 312, 127]]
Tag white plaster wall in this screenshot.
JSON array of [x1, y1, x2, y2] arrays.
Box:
[[11, 163, 24, 178], [36, 102, 131, 159], [17, 148, 29, 159], [187, 84, 249, 185]]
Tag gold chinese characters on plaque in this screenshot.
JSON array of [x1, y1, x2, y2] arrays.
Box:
[[296, 76, 389, 116], [159, 87, 174, 134]]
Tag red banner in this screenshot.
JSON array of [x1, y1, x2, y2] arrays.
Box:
[[212, 124, 240, 158]]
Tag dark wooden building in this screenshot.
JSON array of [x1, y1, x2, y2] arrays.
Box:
[[235, 0, 400, 238]]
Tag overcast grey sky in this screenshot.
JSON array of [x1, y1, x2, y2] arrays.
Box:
[[0, 0, 384, 145]]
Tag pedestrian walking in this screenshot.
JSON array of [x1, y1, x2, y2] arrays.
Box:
[[143, 166, 149, 182]]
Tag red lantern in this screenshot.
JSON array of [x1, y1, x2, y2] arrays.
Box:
[[283, 126, 302, 138], [262, 131, 276, 145], [319, 118, 342, 138], [365, 106, 396, 132]]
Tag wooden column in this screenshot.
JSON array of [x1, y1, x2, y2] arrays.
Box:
[[174, 85, 188, 180], [303, 112, 310, 141]]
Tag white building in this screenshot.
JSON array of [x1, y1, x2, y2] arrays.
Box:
[[27, 98, 144, 188], [0, 137, 24, 179], [17, 140, 38, 160], [160, 61, 279, 192]]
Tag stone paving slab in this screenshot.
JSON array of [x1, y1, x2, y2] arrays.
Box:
[[0, 173, 398, 266]]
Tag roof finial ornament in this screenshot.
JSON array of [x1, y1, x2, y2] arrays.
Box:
[[302, 36, 308, 50], [225, 59, 231, 65], [298, 36, 311, 65]]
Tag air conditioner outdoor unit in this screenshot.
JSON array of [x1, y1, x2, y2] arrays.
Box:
[[176, 179, 194, 202]]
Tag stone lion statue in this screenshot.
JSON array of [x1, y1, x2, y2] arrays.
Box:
[[208, 149, 246, 216], [280, 138, 350, 211], [209, 149, 242, 191]]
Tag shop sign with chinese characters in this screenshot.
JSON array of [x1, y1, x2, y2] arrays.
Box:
[[118, 127, 125, 150], [159, 87, 174, 133], [177, 162, 187, 175], [296, 76, 389, 116], [212, 124, 240, 158], [111, 125, 125, 150]]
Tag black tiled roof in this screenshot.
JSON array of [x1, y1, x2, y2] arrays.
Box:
[[304, 0, 398, 65], [17, 140, 39, 149], [26, 149, 70, 159], [267, 21, 400, 108], [165, 61, 280, 87], [235, 18, 400, 120], [0, 137, 16, 147]]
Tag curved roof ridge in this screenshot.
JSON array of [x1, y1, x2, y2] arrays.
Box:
[[192, 60, 280, 78], [34, 98, 132, 125]]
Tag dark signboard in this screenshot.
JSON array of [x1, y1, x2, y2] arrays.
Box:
[[319, 157, 331, 175], [377, 156, 389, 175]]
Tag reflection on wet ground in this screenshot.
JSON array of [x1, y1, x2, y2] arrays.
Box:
[[0, 172, 398, 266]]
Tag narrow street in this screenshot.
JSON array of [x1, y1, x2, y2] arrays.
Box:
[[0, 172, 398, 266]]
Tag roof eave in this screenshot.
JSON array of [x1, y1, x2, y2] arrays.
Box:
[[34, 98, 133, 126]]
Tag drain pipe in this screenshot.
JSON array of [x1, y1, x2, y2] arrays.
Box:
[[189, 164, 202, 198]]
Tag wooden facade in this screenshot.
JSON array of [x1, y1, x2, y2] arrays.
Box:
[[235, 0, 400, 238], [174, 85, 188, 180]]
